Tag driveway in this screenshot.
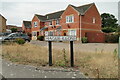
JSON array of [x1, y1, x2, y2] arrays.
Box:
[[0, 59, 87, 78], [30, 40, 118, 53]]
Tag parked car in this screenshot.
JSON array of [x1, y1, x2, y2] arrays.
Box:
[[0, 32, 11, 37], [0, 33, 30, 42]]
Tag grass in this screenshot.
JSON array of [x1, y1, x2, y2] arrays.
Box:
[[1, 43, 118, 78]]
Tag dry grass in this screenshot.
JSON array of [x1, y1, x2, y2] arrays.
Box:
[[2, 43, 118, 78]]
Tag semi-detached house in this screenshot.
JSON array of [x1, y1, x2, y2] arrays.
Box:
[[31, 3, 105, 42]]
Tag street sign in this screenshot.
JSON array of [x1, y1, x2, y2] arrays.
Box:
[[46, 36, 76, 67], [45, 36, 76, 41]]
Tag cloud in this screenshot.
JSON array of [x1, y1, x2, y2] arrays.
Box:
[[1, 2, 118, 26]]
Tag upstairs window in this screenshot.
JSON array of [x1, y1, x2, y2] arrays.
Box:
[[93, 17, 96, 23], [66, 15, 74, 23], [56, 20, 60, 25], [34, 22, 37, 27]]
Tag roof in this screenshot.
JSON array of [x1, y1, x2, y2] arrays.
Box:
[[35, 3, 94, 21], [70, 3, 94, 15], [45, 10, 64, 20], [35, 14, 47, 22], [35, 10, 64, 21], [23, 21, 32, 28], [0, 14, 7, 20]]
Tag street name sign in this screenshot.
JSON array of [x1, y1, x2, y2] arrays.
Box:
[[45, 36, 76, 41]]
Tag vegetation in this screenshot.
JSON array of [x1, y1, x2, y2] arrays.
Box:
[[101, 13, 118, 33], [2, 43, 118, 78], [81, 37, 88, 43], [15, 38, 25, 44], [11, 28, 17, 33], [105, 34, 119, 43], [37, 36, 44, 41]]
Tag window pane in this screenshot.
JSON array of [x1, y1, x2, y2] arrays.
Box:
[[66, 15, 74, 23]]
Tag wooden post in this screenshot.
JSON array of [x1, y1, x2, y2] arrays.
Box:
[[70, 41, 74, 67], [48, 41, 52, 66]]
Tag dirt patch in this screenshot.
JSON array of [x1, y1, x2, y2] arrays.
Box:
[[1, 43, 118, 78]]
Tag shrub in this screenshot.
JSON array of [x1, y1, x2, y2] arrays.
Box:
[[81, 37, 88, 43], [37, 36, 44, 41], [15, 38, 25, 44], [105, 34, 119, 43]]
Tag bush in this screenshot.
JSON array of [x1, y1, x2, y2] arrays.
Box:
[[15, 38, 25, 44], [37, 36, 44, 41], [102, 27, 116, 33], [105, 34, 119, 43], [81, 37, 88, 43]]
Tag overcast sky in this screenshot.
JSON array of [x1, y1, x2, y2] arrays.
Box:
[[0, 0, 119, 27]]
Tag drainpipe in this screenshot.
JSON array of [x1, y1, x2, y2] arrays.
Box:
[[79, 15, 82, 42]]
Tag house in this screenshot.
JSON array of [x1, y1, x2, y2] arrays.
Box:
[[31, 3, 105, 42], [0, 14, 7, 33], [22, 21, 32, 38], [6, 25, 22, 32]]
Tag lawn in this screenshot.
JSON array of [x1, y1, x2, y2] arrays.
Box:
[[1, 42, 118, 78]]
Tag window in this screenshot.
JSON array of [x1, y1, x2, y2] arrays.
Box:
[[93, 17, 96, 23], [66, 15, 74, 23], [33, 22, 37, 27], [56, 20, 60, 25], [49, 21, 52, 26], [48, 31, 53, 36], [32, 32, 37, 36], [68, 30, 76, 36]]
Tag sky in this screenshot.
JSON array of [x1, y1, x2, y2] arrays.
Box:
[[0, 0, 119, 27]]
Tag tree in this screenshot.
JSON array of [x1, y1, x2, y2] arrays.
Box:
[[11, 28, 17, 33], [116, 25, 120, 35], [101, 13, 118, 33]]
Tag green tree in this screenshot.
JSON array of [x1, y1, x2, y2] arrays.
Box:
[[116, 25, 120, 35], [101, 13, 118, 33], [11, 28, 17, 33]]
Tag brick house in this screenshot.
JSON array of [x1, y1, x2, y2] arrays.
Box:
[[0, 14, 7, 33], [6, 25, 22, 32], [31, 3, 105, 42], [22, 21, 32, 37], [22, 21, 32, 33]]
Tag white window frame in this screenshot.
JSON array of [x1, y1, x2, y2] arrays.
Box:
[[93, 17, 96, 23], [68, 30, 76, 36], [56, 20, 60, 25], [66, 15, 74, 23], [32, 32, 37, 36], [33, 21, 38, 27], [48, 31, 54, 36], [49, 21, 52, 26]]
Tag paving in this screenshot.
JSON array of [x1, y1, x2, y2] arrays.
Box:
[[0, 59, 87, 78]]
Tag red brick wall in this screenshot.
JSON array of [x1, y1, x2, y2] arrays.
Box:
[[60, 5, 80, 38], [86, 32, 105, 43], [22, 23, 31, 33], [31, 16, 41, 32], [81, 4, 102, 37], [61, 5, 79, 29]]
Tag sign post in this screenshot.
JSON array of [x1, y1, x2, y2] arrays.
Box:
[[70, 41, 74, 67], [48, 41, 52, 66], [45, 36, 76, 67]]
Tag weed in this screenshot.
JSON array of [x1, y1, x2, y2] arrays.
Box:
[[113, 48, 118, 59]]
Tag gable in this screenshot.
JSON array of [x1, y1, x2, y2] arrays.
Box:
[[61, 5, 79, 17]]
